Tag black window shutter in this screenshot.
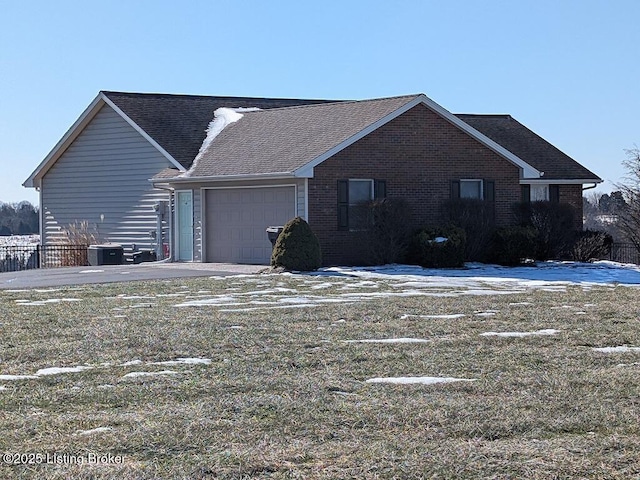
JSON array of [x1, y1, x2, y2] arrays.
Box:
[[483, 180, 495, 202], [450, 180, 460, 199], [374, 180, 387, 199], [550, 185, 560, 203], [337, 180, 349, 230], [521, 185, 531, 203]]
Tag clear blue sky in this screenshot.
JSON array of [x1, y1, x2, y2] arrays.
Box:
[[1, 0, 638, 204]]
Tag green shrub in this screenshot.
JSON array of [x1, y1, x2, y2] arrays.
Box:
[[488, 226, 538, 266], [570, 229, 614, 262], [270, 217, 322, 271], [408, 226, 466, 268]]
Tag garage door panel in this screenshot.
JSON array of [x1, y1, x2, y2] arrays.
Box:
[[206, 186, 296, 264]]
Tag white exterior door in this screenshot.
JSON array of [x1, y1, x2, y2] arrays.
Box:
[[176, 191, 193, 261], [205, 186, 296, 264]]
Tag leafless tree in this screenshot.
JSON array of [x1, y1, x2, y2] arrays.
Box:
[[615, 146, 640, 251]]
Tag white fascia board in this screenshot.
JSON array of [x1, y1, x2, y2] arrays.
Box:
[[101, 94, 185, 172], [419, 95, 542, 179], [520, 178, 603, 185], [294, 94, 543, 180], [294, 96, 426, 178], [150, 172, 295, 185], [23, 93, 106, 188]]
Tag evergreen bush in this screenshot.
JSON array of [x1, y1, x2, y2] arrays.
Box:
[[488, 226, 538, 266], [408, 225, 466, 268], [270, 217, 322, 271]]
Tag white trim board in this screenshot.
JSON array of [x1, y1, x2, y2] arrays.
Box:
[[294, 94, 543, 180], [24, 92, 186, 189]]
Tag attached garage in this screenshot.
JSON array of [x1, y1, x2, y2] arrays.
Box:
[[204, 186, 297, 264]]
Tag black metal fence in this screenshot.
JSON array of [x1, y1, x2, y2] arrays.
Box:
[[0, 245, 90, 272]]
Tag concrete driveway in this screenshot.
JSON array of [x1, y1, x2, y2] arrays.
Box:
[[0, 262, 265, 290]]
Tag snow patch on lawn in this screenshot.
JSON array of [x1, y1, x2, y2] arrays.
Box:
[[76, 426, 112, 436], [150, 358, 211, 366], [16, 298, 81, 306], [122, 370, 181, 378], [35, 366, 93, 376], [0, 374, 39, 381], [345, 338, 430, 344], [366, 376, 475, 385], [400, 313, 465, 320], [593, 346, 640, 353], [480, 329, 560, 338]]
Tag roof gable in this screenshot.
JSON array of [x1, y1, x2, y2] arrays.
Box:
[[174, 94, 544, 181], [102, 92, 337, 169], [24, 91, 337, 188], [456, 114, 602, 182]]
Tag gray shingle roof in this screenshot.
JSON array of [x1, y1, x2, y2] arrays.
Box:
[[185, 95, 421, 177], [456, 114, 601, 181], [102, 91, 338, 169]]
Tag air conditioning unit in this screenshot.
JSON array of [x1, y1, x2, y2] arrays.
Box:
[[88, 244, 124, 266]]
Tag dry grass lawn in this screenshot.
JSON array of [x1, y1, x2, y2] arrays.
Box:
[[0, 271, 639, 479]]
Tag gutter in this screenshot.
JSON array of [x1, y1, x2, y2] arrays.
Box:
[[150, 172, 296, 185]]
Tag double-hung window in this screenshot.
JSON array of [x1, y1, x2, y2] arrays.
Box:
[[451, 179, 495, 201], [337, 179, 386, 231]]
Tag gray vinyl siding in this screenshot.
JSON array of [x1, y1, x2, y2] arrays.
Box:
[[41, 105, 174, 254], [171, 179, 305, 262]]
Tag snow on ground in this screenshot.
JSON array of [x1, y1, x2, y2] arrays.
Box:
[[480, 329, 560, 338], [344, 338, 430, 344], [76, 427, 113, 436], [15, 298, 81, 306], [167, 261, 640, 312], [592, 346, 640, 353], [0, 374, 39, 381], [0, 235, 39, 246], [35, 366, 92, 376], [150, 358, 211, 366], [122, 370, 180, 378], [365, 376, 476, 385]]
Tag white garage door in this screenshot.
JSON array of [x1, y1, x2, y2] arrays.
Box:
[[205, 186, 296, 264]]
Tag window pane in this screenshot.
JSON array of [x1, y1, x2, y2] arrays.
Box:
[[349, 180, 373, 204], [460, 180, 482, 199], [530, 184, 549, 201]]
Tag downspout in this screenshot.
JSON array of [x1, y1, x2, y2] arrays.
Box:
[[582, 183, 598, 191]]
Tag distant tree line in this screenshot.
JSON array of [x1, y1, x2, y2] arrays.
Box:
[[584, 146, 640, 250], [0, 201, 39, 235]]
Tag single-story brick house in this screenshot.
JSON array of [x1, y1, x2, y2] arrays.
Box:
[[24, 91, 601, 266]]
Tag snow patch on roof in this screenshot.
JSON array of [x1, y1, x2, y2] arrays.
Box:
[[182, 107, 260, 178]]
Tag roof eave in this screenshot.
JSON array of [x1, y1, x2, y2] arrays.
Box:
[[23, 93, 106, 188], [520, 178, 603, 185], [23, 92, 187, 189], [294, 94, 543, 179], [150, 172, 297, 185]]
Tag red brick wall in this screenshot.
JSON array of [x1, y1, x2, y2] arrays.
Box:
[[308, 104, 524, 265], [559, 184, 584, 230]]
